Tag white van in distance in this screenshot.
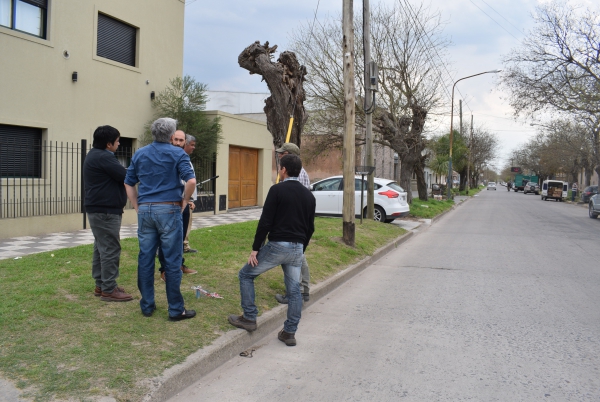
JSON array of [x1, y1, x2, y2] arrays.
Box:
[[541, 180, 568, 201]]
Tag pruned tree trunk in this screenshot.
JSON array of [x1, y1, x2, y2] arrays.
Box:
[[238, 41, 308, 149], [414, 154, 428, 201]]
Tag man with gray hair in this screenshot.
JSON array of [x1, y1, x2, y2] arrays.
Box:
[[125, 118, 197, 321]]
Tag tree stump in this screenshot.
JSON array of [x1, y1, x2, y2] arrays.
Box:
[[238, 41, 308, 149]]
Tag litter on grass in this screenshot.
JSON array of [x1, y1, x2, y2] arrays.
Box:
[[191, 285, 223, 299]]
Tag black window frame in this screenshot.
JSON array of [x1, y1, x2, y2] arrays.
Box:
[[96, 13, 137, 67], [0, 124, 43, 178], [0, 0, 47, 39]]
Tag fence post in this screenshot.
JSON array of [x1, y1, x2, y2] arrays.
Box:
[[81, 139, 87, 229], [212, 176, 217, 215]]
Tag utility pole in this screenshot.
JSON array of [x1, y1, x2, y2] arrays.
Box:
[[459, 100, 462, 189], [363, 0, 375, 220], [466, 114, 473, 194], [342, 0, 356, 246]]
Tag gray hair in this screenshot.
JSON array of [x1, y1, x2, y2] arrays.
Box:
[[151, 118, 177, 143], [185, 134, 196, 144]]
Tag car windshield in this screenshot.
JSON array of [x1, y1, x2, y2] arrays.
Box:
[[488, 182, 495, 186], [385, 182, 405, 193]]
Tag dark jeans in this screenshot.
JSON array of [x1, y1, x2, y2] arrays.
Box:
[[137, 204, 185, 316], [238, 241, 303, 333], [158, 203, 189, 271], [88, 212, 122, 293]]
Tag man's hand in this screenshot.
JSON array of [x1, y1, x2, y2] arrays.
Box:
[[189, 201, 195, 211], [248, 251, 259, 267]]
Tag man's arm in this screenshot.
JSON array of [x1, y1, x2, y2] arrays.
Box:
[[182, 179, 196, 212], [252, 187, 277, 251], [104, 154, 127, 183], [125, 183, 138, 212]]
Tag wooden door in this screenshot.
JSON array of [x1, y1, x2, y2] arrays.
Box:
[[228, 146, 258, 209]]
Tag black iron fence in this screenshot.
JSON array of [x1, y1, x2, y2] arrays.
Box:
[[1, 139, 217, 219]]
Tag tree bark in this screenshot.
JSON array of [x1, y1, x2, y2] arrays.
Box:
[[414, 156, 429, 201], [238, 41, 308, 149]]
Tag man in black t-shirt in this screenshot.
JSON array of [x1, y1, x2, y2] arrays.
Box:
[[228, 154, 316, 346]]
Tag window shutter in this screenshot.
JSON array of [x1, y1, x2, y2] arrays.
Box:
[[0, 125, 42, 178], [20, 0, 47, 9], [97, 14, 136, 67]]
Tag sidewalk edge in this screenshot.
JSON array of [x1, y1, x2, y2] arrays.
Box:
[[144, 230, 414, 402]]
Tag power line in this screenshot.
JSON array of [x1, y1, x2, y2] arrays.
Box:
[[478, 0, 526, 37], [468, 0, 520, 41], [400, 0, 474, 114]]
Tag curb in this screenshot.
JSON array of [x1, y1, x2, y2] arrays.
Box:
[[144, 230, 414, 402]]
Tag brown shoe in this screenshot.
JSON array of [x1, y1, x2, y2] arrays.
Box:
[[228, 314, 257, 332], [160, 271, 165, 282], [278, 329, 296, 346], [94, 285, 124, 297], [181, 265, 197, 274], [100, 287, 133, 302]]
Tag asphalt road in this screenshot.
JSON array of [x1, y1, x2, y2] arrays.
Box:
[[169, 188, 600, 402]]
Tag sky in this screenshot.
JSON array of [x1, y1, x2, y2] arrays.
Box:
[[181, 0, 581, 170]]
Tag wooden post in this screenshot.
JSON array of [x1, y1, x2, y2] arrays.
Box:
[[342, 0, 356, 246], [364, 0, 374, 220]]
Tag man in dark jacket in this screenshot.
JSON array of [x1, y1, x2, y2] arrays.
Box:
[[228, 154, 316, 346], [83, 125, 132, 302]]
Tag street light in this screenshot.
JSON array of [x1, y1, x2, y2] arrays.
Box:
[[447, 70, 501, 199]]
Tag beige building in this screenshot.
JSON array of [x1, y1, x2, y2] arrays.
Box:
[[0, 0, 186, 237], [0, 1, 275, 239]]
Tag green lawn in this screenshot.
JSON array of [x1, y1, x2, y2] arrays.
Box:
[[409, 198, 455, 218], [0, 218, 404, 401]]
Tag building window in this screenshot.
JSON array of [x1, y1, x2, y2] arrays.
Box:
[[115, 137, 133, 168], [0, 124, 42, 178], [96, 13, 137, 67], [0, 0, 47, 38]]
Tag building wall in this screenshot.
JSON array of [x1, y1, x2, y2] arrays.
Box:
[[0, 0, 185, 143], [206, 111, 273, 212]]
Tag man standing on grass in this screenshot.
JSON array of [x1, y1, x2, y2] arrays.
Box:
[[84, 125, 132, 302], [273, 143, 312, 304], [182, 134, 198, 254], [228, 154, 316, 346], [125, 118, 197, 321], [157, 130, 197, 281]]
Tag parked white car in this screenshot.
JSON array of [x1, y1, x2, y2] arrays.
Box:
[[311, 176, 409, 222], [487, 182, 497, 190]]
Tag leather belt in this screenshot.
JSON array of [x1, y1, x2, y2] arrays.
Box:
[[139, 201, 180, 205]]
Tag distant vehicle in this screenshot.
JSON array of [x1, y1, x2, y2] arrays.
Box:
[[487, 182, 497, 190], [581, 185, 598, 203], [589, 192, 600, 219], [311, 175, 409, 223], [514, 175, 539, 192], [523, 181, 539, 195], [541, 180, 567, 201]]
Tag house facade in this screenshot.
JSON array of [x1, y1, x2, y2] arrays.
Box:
[[0, 0, 186, 237]]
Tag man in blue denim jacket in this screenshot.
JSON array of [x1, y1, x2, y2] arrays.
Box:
[[124, 118, 197, 321], [228, 154, 316, 346]]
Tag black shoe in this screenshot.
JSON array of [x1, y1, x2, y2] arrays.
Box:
[[169, 309, 196, 321], [302, 293, 310, 302], [278, 329, 296, 346], [142, 308, 156, 317], [228, 314, 257, 332], [184, 248, 198, 253], [275, 294, 289, 304]]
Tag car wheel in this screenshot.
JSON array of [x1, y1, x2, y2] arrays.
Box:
[[373, 205, 386, 222], [589, 203, 598, 219]]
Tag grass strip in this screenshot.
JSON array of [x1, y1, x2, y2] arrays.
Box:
[[409, 199, 455, 218], [0, 218, 404, 401]]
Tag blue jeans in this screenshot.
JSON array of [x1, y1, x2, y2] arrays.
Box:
[[137, 204, 185, 317], [238, 241, 304, 333]]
